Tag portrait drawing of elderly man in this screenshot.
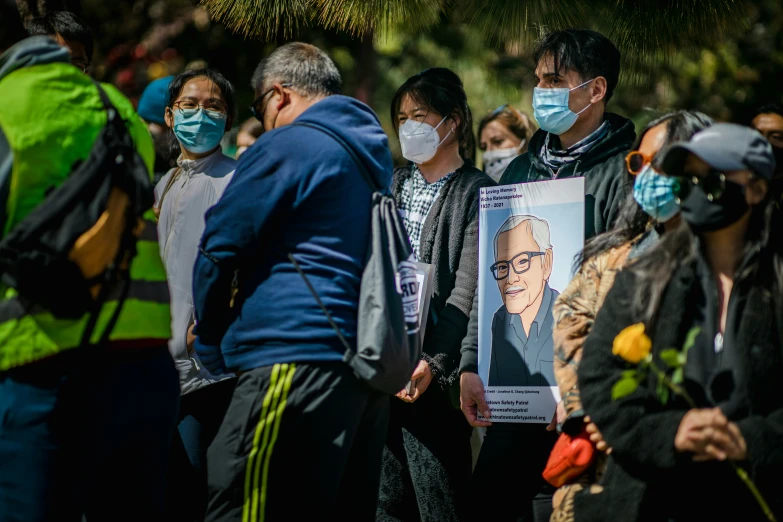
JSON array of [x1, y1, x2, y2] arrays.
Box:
[[488, 214, 558, 386]]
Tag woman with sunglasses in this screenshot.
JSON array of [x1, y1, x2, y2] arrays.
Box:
[[548, 111, 712, 522], [379, 68, 495, 522], [154, 68, 237, 522], [478, 104, 537, 182], [576, 123, 783, 521]]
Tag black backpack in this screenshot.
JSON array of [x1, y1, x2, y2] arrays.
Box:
[[0, 82, 154, 346]]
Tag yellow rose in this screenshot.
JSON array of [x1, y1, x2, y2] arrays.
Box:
[[612, 323, 652, 364]]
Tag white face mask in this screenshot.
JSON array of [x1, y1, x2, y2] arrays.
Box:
[[482, 146, 523, 182], [398, 115, 452, 164]]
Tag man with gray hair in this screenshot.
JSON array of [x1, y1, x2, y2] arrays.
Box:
[[488, 214, 558, 386], [192, 42, 393, 521]]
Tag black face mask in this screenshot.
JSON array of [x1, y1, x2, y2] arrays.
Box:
[[679, 179, 749, 233]]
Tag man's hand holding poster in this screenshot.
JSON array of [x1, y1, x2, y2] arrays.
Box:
[[478, 178, 584, 423]]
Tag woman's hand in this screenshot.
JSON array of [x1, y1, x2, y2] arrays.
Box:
[[675, 408, 747, 461], [585, 416, 612, 454], [395, 360, 433, 403]]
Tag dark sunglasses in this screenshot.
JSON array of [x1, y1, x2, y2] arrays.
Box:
[[673, 169, 727, 203], [249, 83, 290, 122]]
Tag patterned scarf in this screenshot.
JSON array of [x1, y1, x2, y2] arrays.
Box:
[[540, 121, 610, 172]]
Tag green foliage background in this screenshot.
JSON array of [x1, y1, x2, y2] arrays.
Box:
[[54, 0, 783, 162]]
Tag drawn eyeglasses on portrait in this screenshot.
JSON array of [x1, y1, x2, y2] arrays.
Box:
[[489, 251, 546, 280]]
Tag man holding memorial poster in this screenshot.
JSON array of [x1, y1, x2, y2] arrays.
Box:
[[477, 177, 584, 423]]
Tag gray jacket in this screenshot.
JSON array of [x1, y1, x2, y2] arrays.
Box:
[[392, 162, 495, 388]]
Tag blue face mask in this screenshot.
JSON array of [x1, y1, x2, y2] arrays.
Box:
[[633, 164, 680, 222], [532, 78, 594, 135], [173, 108, 227, 154]]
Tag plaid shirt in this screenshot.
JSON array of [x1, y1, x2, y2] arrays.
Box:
[[398, 165, 453, 261]]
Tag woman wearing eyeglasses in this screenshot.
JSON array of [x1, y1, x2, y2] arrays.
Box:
[[575, 122, 783, 522], [154, 68, 238, 522], [548, 111, 712, 522], [478, 104, 537, 182]]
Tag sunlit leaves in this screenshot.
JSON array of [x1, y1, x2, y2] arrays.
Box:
[[199, 0, 312, 40], [312, 0, 444, 36]]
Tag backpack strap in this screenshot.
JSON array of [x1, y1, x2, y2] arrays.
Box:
[[92, 80, 116, 112], [77, 83, 140, 348], [156, 167, 183, 215], [0, 124, 11, 236], [285, 122, 383, 358], [287, 253, 354, 355], [290, 121, 381, 193]]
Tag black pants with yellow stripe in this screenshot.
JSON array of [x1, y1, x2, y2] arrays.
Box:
[[204, 361, 389, 522]]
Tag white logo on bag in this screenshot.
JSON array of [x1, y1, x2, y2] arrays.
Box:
[[396, 260, 420, 332]]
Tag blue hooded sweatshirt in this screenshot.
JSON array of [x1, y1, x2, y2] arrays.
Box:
[[192, 95, 392, 374]]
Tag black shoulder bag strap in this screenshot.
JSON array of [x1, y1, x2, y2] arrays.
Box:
[[286, 121, 381, 356], [0, 124, 11, 236]]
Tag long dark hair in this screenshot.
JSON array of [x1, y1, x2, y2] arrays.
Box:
[[576, 111, 714, 269], [390, 67, 476, 162], [631, 189, 783, 328]]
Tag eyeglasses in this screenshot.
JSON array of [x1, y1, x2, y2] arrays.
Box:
[[172, 101, 227, 119], [250, 83, 291, 122], [673, 169, 727, 202], [490, 251, 546, 280], [625, 150, 655, 175]]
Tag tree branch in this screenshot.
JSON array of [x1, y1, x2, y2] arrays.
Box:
[[15, 0, 65, 27]]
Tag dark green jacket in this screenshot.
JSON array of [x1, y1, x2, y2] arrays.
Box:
[[500, 112, 636, 239]]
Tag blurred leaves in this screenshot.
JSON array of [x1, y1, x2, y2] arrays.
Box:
[[198, 0, 755, 90], [603, 0, 747, 60], [458, 0, 581, 45], [35, 0, 780, 157]]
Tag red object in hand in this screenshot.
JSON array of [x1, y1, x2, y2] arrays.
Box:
[[542, 426, 596, 488]]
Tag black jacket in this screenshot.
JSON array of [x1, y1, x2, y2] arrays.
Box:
[[500, 113, 636, 239], [577, 246, 783, 521], [460, 114, 635, 376], [392, 163, 496, 389]]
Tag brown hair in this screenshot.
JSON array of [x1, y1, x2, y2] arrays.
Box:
[[477, 105, 537, 151]]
